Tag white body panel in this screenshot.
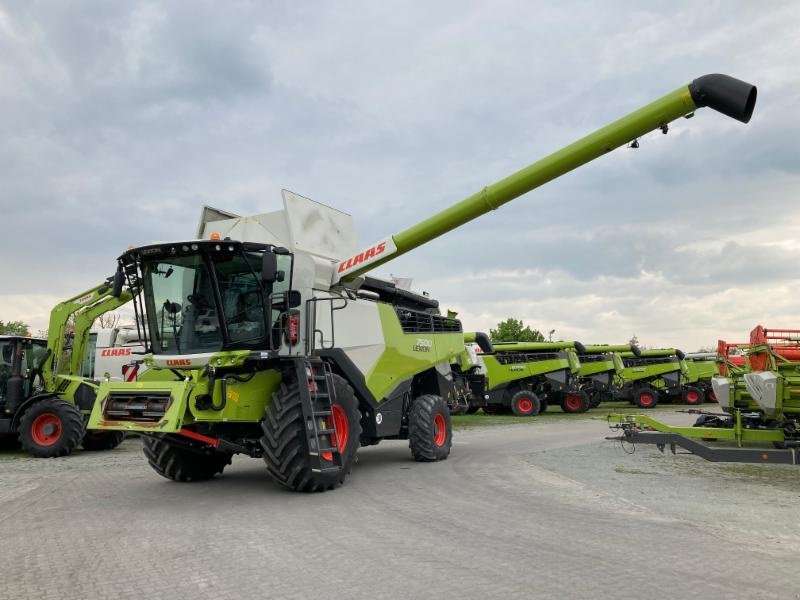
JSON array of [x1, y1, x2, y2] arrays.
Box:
[[743, 371, 779, 416], [710, 376, 731, 411], [88, 327, 147, 381], [310, 291, 385, 376]]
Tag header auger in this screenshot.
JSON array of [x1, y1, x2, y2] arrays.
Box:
[[90, 74, 757, 492]]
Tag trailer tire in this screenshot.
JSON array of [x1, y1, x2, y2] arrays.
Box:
[[81, 430, 126, 451], [510, 390, 541, 416], [560, 391, 589, 413], [409, 394, 452, 462], [633, 387, 658, 409], [143, 435, 232, 482], [261, 374, 361, 492], [682, 386, 703, 406], [18, 398, 85, 458]]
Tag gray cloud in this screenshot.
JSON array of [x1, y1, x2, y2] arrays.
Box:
[[1, 1, 798, 349]]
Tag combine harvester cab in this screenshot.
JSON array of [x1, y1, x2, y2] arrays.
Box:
[[88, 73, 757, 491], [454, 333, 585, 416], [613, 348, 688, 408], [573, 344, 640, 409]]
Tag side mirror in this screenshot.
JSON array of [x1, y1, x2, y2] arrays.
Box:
[[287, 290, 301, 309], [261, 253, 278, 283], [112, 266, 125, 298]]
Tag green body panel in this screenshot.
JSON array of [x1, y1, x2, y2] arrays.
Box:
[[684, 359, 719, 384], [607, 413, 785, 446], [617, 360, 681, 384], [365, 303, 463, 402], [577, 358, 616, 378], [89, 352, 283, 433], [480, 354, 574, 389]]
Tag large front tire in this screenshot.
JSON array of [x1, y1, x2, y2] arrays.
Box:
[[19, 398, 85, 458], [409, 394, 452, 461], [261, 374, 361, 492], [143, 435, 232, 482]]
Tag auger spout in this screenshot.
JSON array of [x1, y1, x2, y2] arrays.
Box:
[[334, 74, 756, 283]]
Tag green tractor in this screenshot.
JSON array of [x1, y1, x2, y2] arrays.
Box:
[[613, 348, 689, 409], [573, 344, 640, 409], [454, 333, 585, 416], [0, 278, 133, 456], [88, 73, 757, 491]]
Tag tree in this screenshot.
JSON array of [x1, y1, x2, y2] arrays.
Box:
[[0, 320, 30, 336], [96, 312, 121, 329], [489, 318, 545, 343]]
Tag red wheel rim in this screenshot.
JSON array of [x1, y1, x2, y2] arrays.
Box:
[[709, 390, 716, 401], [517, 397, 534, 414], [31, 413, 62, 447], [639, 392, 654, 408], [565, 395, 583, 411], [321, 404, 349, 462], [687, 390, 699, 403], [433, 413, 447, 447]]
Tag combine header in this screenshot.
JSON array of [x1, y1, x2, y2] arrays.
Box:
[[88, 74, 757, 491]]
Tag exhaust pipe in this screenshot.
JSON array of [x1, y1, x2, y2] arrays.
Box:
[[689, 74, 757, 124]]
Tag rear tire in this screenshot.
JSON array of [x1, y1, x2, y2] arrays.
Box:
[[510, 390, 540, 416], [261, 374, 361, 492], [18, 398, 85, 458], [539, 399, 548, 413], [143, 435, 232, 482], [633, 387, 658, 409], [682, 386, 703, 406], [409, 394, 452, 462], [560, 391, 589, 413], [81, 430, 125, 451]]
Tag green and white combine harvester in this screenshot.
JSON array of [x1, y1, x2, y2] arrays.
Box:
[[0, 279, 134, 456], [87, 74, 757, 491], [453, 333, 585, 416]]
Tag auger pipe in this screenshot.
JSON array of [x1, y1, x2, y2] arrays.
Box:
[[492, 341, 585, 353], [582, 344, 640, 355], [335, 74, 756, 282], [620, 348, 684, 359]]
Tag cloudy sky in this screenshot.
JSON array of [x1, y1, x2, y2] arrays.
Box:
[[1, 1, 798, 350]]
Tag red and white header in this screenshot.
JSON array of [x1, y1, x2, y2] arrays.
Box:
[[334, 237, 397, 282]]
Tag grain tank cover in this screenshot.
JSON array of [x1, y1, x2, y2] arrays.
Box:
[[197, 190, 357, 261]]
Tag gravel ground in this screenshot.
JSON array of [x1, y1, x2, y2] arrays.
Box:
[[1, 407, 798, 600]]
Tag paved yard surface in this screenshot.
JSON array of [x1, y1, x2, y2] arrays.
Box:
[[2, 408, 799, 600]]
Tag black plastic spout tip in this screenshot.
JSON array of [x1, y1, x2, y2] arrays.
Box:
[[689, 74, 757, 123], [630, 344, 642, 357], [573, 341, 587, 354]]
